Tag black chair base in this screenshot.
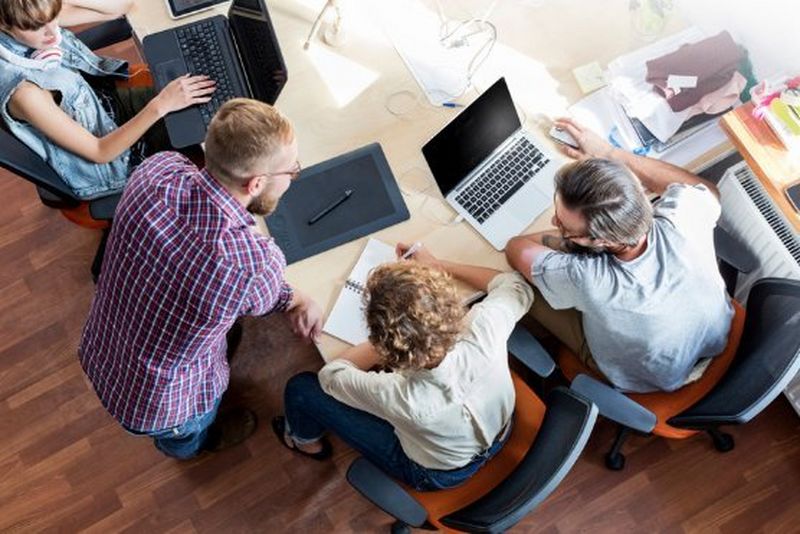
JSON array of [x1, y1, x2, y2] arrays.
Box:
[[605, 426, 632, 471], [91, 228, 110, 283], [707, 428, 735, 452], [390, 520, 410, 534]]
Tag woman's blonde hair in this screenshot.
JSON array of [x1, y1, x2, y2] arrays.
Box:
[[204, 98, 294, 186], [0, 0, 62, 31], [365, 262, 466, 370]]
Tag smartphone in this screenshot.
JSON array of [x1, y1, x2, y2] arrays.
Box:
[[786, 181, 800, 213]]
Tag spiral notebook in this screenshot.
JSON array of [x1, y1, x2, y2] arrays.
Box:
[[323, 238, 398, 346]]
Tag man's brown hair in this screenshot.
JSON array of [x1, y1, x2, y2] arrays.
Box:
[[204, 98, 294, 186], [365, 262, 466, 370], [0, 0, 62, 31]]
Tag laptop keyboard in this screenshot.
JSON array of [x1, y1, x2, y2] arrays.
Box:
[[176, 21, 237, 125], [454, 137, 550, 224]]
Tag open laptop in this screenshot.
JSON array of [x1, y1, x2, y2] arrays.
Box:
[[143, 0, 287, 148], [422, 78, 560, 250]]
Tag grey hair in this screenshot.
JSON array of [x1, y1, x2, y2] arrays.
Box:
[[554, 159, 653, 246]]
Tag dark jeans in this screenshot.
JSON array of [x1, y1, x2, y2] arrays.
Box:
[[284, 372, 509, 491], [111, 85, 171, 167], [127, 397, 221, 460]]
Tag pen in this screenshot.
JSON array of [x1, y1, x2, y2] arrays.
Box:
[[401, 241, 423, 260], [441, 102, 464, 108], [307, 189, 353, 225]]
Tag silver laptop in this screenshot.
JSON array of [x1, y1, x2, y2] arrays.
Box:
[[422, 77, 560, 250]]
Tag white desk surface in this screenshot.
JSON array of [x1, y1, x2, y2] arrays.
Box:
[[128, 0, 704, 358]]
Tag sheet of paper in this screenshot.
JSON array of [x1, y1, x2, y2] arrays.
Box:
[[372, 1, 488, 105], [322, 238, 396, 346]]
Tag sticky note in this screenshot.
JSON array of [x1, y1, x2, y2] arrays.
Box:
[[572, 62, 606, 94]]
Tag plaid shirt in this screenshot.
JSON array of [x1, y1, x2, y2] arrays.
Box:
[[79, 152, 293, 432]]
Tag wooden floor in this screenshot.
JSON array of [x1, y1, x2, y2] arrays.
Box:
[[2, 42, 800, 534]]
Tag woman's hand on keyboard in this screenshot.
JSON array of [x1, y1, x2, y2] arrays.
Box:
[[153, 74, 217, 117]]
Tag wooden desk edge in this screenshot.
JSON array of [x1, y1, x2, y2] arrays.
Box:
[[720, 106, 800, 233]]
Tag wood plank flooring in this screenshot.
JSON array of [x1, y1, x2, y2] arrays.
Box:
[[1, 39, 799, 534]]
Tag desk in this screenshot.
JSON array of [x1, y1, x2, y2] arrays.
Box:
[[127, 0, 697, 358], [720, 103, 800, 233]]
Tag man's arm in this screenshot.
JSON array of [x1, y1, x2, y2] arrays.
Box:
[[555, 117, 719, 198], [505, 235, 556, 283], [285, 289, 323, 342]]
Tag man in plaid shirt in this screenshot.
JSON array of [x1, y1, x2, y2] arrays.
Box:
[[79, 99, 322, 459]]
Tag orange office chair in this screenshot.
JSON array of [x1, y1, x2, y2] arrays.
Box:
[[567, 277, 800, 471], [346, 326, 598, 533]]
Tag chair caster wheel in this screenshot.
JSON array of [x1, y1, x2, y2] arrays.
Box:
[[605, 452, 625, 471], [711, 431, 735, 452], [391, 520, 411, 534]]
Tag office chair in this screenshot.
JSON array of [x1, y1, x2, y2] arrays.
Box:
[[566, 277, 800, 471], [346, 326, 598, 533], [0, 18, 132, 280]]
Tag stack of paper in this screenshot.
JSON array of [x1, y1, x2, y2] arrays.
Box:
[[568, 27, 731, 168]]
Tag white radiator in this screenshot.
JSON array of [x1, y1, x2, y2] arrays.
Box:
[[719, 161, 800, 415]]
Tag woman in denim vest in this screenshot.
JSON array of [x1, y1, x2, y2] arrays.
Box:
[[0, 0, 216, 199]]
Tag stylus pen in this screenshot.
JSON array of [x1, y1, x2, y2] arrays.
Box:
[[307, 189, 353, 225], [401, 241, 422, 260]]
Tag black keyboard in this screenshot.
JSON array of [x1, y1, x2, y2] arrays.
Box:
[[454, 137, 549, 224], [176, 21, 238, 125]]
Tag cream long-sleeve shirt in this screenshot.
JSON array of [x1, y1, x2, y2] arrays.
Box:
[[318, 272, 534, 470]]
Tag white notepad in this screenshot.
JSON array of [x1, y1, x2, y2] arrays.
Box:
[[323, 238, 397, 346]]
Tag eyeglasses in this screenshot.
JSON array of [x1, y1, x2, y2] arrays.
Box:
[[267, 160, 302, 180]]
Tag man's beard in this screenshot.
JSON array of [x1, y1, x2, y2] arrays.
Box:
[[247, 190, 279, 216]]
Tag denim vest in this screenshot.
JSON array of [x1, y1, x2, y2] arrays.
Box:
[[0, 29, 131, 199]]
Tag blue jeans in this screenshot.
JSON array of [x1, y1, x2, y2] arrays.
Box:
[[284, 372, 509, 491], [128, 398, 221, 460]]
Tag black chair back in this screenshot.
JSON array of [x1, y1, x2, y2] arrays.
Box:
[[670, 278, 800, 427], [440, 388, 597, 533]]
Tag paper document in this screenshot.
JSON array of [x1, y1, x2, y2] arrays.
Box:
[[373, 1, 489, 105], [568, 87, 728, 169], [323, 239, 397, 346]]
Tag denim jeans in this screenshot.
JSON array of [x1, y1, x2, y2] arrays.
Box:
[[128, 398, 221, 460], [284, 372, 510, 491]]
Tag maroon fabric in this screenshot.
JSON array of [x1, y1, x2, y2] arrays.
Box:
[[646, 31, 742, 112]]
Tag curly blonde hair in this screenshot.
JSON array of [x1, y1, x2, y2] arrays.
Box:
[[364, 262, 466, 370]]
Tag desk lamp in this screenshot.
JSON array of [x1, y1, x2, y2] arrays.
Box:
[[303, 0, 345, 49]]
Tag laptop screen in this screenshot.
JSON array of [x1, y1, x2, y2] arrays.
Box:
[[229, 0, 288, 105], [422, 78, 521, 196]]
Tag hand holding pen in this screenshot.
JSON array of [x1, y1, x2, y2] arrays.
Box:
[[396, 242, 440, 269]]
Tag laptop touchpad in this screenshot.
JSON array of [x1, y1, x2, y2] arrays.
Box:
[[154, 59, 187, 90]]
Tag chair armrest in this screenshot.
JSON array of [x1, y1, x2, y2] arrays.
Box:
[[88, 193, 121, 221], [714, 226, 758, 275], [75, 18, 133, 50], [571, 374, 656, 433], [346, 458, 427, 527], [508, 325, 556, 378]]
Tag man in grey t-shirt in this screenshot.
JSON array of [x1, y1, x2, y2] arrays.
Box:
[[506, 118, 733, 393]]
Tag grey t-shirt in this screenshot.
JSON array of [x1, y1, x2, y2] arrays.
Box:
[[532, 183, 734, 393]]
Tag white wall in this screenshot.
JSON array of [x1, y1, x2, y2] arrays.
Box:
[[675, 0, 800, 79]]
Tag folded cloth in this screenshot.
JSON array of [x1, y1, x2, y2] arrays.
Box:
[[683, 70, 746, 118], [646, 31, 743, 112]]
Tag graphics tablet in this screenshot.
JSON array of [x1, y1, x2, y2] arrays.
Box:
[[165, 0, 228, 19], [265, 143, 409, 264]]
